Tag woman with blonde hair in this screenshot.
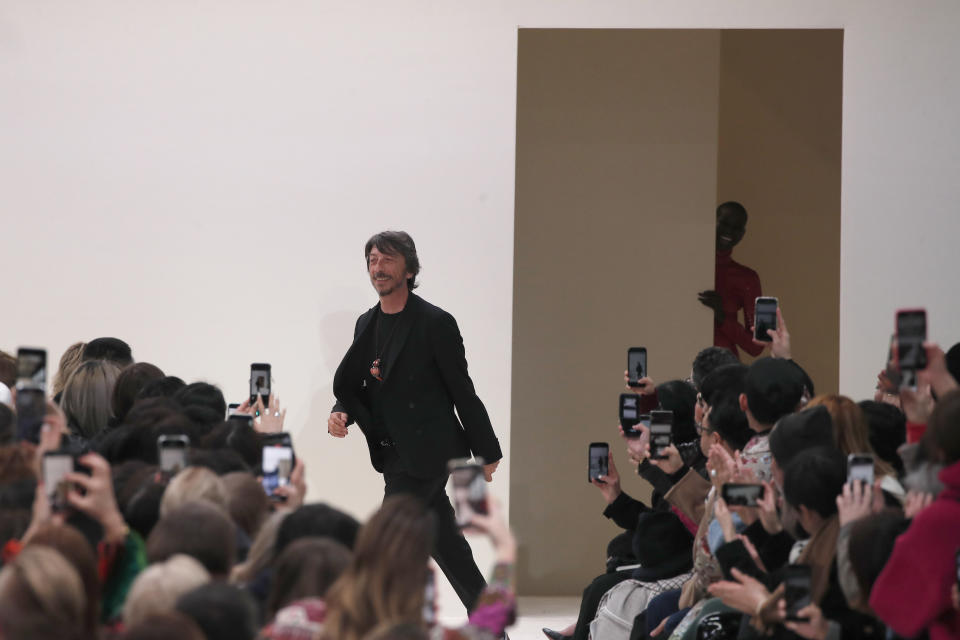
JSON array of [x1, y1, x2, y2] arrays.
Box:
[[52, 341, 86, 400], [0, 545, 88, 640], [123, 554, 211, 628], [60, 359, 122, 439], [159, 466, 229, 518]]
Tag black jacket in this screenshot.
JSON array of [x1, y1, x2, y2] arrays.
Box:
[[332, 293, 502, 478]]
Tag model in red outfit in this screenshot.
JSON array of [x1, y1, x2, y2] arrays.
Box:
[[698, 202, 764, 359], [869, 458, 960, 640]]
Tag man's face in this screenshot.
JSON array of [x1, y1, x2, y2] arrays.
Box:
[[716, 209, 747, 252], [367, 247, 411, 297]]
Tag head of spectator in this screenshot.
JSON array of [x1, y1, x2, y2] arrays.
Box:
[[147, 501, 237, 578], [691, 347, 740, 392], [175, 382, 227, 434], [176, 582, 261, 640], [81, 337, 134, 368], [137, 375, 187, 402], [0, 403, 14, 444], [926, 388, 960, 464], [275, 503, 361, 557], [742, 357, 804, 431], [847, 509, 910, 606], [232, 511, 288, 588], [0, 545, 87, 640], [0, 350, 16, 390], [323, 495, 434, 640], [124, 478, 168, 539], [769, 405, 836, 487], [159, 466, 229, 518], [122, 611, 206, 640], [807, 394, 895, 478], [98, 398, 195, 465], [266, 537, 352, 618], [945, 342, 960, 384], [112, 362, 165, 426], [123, 554, 211, 628], [61, 359, 123, 439], [783, 446, 846, 529], [0, 477, 35, 543], [858, 400, 907, 476], [222, 471, 271, 540], [52, 342, 86, 400], [698, 362, 747, 429], [186, 447, 252, 475], [701, 394, 754, 455], [26, 523, 100, 638], [0, 442, 39, 484], [202, 419, 262, 471], [656, 379, 698, 445]]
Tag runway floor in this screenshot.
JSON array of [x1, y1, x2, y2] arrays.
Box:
[[439, 596, 580, 640]]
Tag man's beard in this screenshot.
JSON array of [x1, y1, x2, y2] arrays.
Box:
[[372, 273, 400, 297]]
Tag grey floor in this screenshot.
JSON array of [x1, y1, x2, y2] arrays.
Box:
[[438, 596, 580, 640]]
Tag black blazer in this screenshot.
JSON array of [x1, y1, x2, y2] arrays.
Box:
[[332, 293, 502, 479]]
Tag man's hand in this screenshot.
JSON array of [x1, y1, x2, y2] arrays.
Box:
[[782, 603, 830, 640], [707, 567, 772, 615], [900, 384, 935, 424], [753, 308, 791, 359], [756, 482, 782, 534], [328, 411, 349, 437], [483, 459, 500, 482], [714, 497, 738, 543], [836, 478, 883, 527], [67, 453, 129, 544], [591, 453, 622, 504], [621, 423, 650, 466], [649, 443, 684, 475], [623, 372, 656, 396], [254, 394, 287, 434], [698, 290, 725, 325], [903, 490, 934, 519], [468, 496, 516, 564]]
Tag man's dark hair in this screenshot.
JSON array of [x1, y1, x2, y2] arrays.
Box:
[[137, 376, 187, 402], [112, 362, 165, 426], [706, 395, 753, 451], [201, 421, 261, 471], [174, 383, 226, 430], [858, 400, 906, 475], [176, 583, 260, 640], [364, 231, 421, 291], [691, 347, 740, 392], [275, 503, 361, 555], [656, 380, 698, 444], [744, 358, 804, 426], [0, 351, 16, 388], [945, 342, 960, 385], [782, 446, 846, 519], [81, 338, 134, 367], [700, 363, 748, 408], [146, 501, 237, 577], [716, 201, 748, 223], [927, 388, 960, 464], [123, 612, 205, 640]]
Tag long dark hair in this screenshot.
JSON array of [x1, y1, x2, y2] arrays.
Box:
[[365, 231, 421, 290]]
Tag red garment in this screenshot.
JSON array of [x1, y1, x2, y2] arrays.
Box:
[[869, 459, 960, 640], [713, 250, 763, 358]]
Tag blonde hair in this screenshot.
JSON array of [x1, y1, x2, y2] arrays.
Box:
[[807, 394, 896, 477], [123, 554, 210, 627], [0, 545, 86, 638], [159, 466, 228, 518], [231, 510, 289, 585], [52, 342, 86, 398], [60, 359, 122, 438]]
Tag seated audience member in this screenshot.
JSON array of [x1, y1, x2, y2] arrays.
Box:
[[870, 389, 960, 639], [159, 465, 229, 517], [51, 341, 86, 402], [275, 503, 361, 557], [147, 500, 237, 578], [263, 537, 352, 621], [60, 359, 124, 441], [122, 611, 206, 640], [176, 582, 261, 640], [324, 494, 516, 640], [136, 375, 187, 402], [0, 545, 88, 640], [203, 420, 263, 471], [81, 337, 134, 367], [174, 381, 228, 430], [123, 554, 211, 629], [111, 362, 165, 427], [857, 400, 907, 475], [222, 470, 272, 540]]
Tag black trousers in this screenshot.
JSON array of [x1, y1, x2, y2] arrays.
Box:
[[382, 448, 487, 611]]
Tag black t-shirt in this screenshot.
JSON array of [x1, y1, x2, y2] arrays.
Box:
[[358, 307, 403, 441]]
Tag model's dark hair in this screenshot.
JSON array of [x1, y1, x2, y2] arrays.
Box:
[[716, 201, 748, 223], [691, 347, 739, 392], [364, 231, 420, 291], [81, 337, 134, 367], [782, 446, 846, 518]]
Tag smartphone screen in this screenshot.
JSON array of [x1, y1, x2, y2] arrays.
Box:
[[721, 483, 764, 507], [158, 435, 190, 474], [588, 443, 609, 483], [627, 348, 647, 387], [15, 387, 46, 443], [448, 458, 488, 527], [249, 363, 271, 405], [784, 565, 812, 621], [16, 347, 47, 390], [227, 413, 255, 429], [262, 433, 294, 496], [896, 309, 927, 374], [43, 452, 74, 512], [619, 394, 643, 438], [754, 297, 779, 342], [226, 403, 240, 418], [847, 453, 875, 486], [649, 410, 673, 459]]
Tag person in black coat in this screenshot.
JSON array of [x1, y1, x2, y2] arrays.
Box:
[[328, 231, 503, 610]]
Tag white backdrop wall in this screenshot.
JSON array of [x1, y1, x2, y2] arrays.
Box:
[[2, 0, 959, 599]]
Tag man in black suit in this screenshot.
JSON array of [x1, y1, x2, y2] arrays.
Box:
[[328, 230, 503, 610]]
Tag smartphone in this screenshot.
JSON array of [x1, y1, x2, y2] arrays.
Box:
[[448, 457, 488, 527], [249, 363, 271, 405], [226, 403, 240, 417], [753, 297, 779, 342], [783, 565, 812, 621], [588, 442, 610, 483], [15, 387, 46, 444], [158, 435, 190, 474], [16, 347, 47, 390], [721, 483, 764, 507], [42, 450, 75, 513], [619, 394, 646, 437], [227, 413, 255, 429], [261, 432, 294, 499], [895, 309, 927, 387], [627, 348, 647, 387], [649, 410, 673, 459], [847, 453, 875, 486]]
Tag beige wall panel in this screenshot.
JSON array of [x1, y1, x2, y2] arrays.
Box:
[[716, 30, 843, 393], [512, 29, 718, 594]]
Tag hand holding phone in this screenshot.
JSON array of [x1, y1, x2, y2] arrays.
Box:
[[894, 309, 927, 388], [250, 363, 271, 406], [261, 432, 294, 500], [753, 297, 778, 342], [158, 435, 190, 475], [449, 458, 489, 528], [783, 565, 813, 622], [721, 483, 764, 507], [619, 394, 650, 438], [648, 411, 673, 460], [847, 453, 875, 486], [588, 443, 610, 483]]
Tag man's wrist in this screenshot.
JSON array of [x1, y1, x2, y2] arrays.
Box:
[[101, 510, 129, 544]]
